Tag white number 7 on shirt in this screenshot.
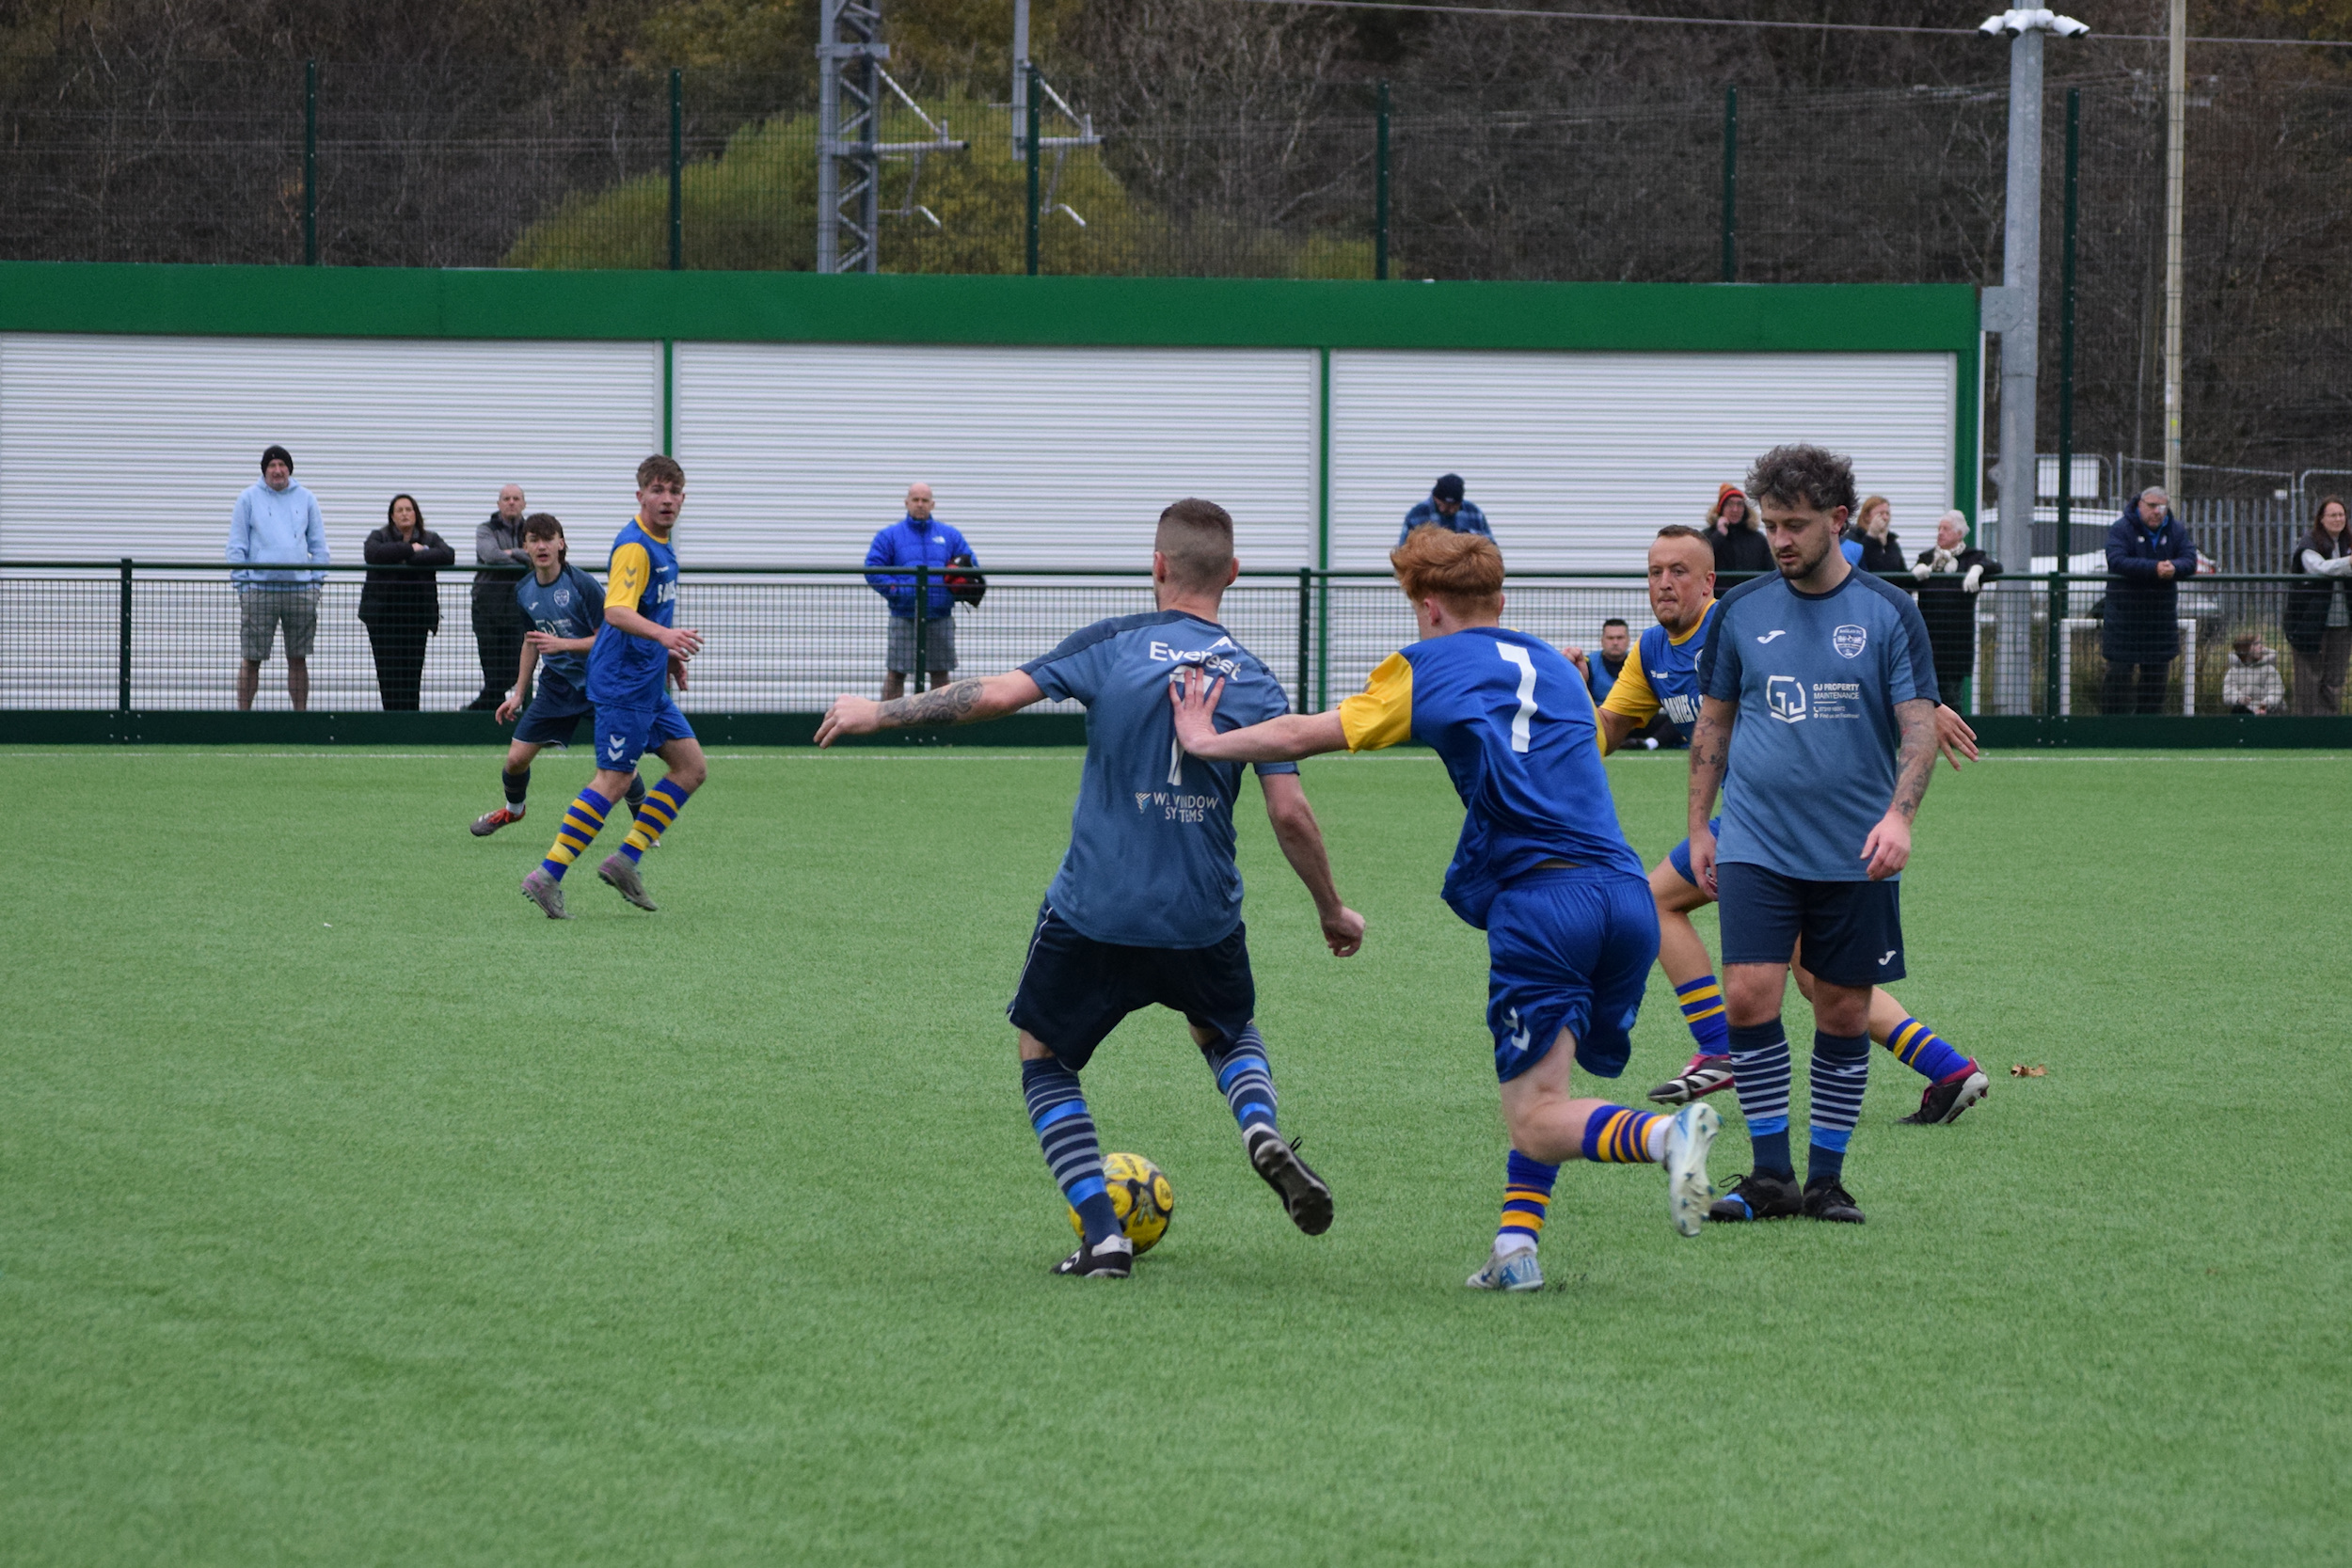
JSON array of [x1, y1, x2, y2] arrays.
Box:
[[1498, 643, 1538, 752]]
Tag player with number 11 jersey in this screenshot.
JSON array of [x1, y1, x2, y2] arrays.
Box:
[[1170, 525, 1718, 1292]]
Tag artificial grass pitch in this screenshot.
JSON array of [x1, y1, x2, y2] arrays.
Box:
[[1, 744, 2344, 1565]]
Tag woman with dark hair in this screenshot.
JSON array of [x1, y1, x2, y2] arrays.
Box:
[[2285, 495, 2351, 715], [359, 493, 454, 710]]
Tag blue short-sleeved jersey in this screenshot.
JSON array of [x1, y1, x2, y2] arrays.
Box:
[[1599, 598, 1716, 744], [1338, 626, 1645, 928], [587, 518, 678, 708], [515, 563, 605, 700], [1021, 610, 1297, 949], [1698, 567, 1939, 881]]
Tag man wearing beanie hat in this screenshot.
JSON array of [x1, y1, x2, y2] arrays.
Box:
[[226, 443, 330, 710], [1398, 473, 1492, 545]]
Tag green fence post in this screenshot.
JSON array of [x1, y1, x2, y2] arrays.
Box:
[[118, 558, 132, 712], [668, 69, 684, 272], [1375, 81, 1391, 281], [2048, 86, 2080, 718], [1295, 566, 1312, 715], [1025, 66, 1042, 277], [914, 563, 930, 689], [303, 60, 318, 265], [1719, 84, 1737, 283]]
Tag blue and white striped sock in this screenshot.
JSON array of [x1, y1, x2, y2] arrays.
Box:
[[1807, 1030, 1871, 1184], [1204, 1025, 1279, 1140], [1021, 1057, 1121, 1244], [1727, 1019, 1794, 1178]]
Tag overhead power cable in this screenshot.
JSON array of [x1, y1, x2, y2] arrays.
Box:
[[1215, 0, 2352, 48]]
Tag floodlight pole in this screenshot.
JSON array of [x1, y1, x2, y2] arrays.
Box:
[[1980, 8, 2088, 713], [2162, 0, 2185, 503], [817, 0, 886, 274]]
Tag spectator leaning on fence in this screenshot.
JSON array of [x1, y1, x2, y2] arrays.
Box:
[[2101, 486, 2202, 716], [358, 493, 455, 712], [2284, 495, 2351, 717], [1398, 473, 1490, 546], [1846, 494, 1908, 575], [226, 443, 329, 711], [1911, 511, 2001, 702], [1708, 483, 1771, 578], [864, 483, 976, 700], [2222, 633, 2285, 716], [469, 483, 533, 711]]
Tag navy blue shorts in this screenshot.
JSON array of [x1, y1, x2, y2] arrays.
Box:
[[1485, 868, 1660, 1083], [594, 695, 694, 772], [514, 688, 593, 747], [1716, 861, 1905, 989], [1665, 816, 1724, 887], [1007, 904, 1255, 1072]]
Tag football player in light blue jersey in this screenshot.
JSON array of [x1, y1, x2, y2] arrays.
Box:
[[1575, 525, 1990, 1128], [818, 499, 1364, 1280], [1686, 445, 1946, 1227], [1170, 526, 1719, 1292]]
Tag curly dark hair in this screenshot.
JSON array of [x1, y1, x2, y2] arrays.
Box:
[[1746, 444, 1858, 519]]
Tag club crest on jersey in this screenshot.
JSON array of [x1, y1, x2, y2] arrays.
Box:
[[553, 589, 571, 606], [1767, 674, 1807, 723], [1833, 624, 1867, 657]]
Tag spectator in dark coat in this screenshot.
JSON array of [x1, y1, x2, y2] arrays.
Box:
[[1398, 472, 1492, 545], [2284, 495, 2350, 716], [1845, 494, 1908, 575], [359, 493, 455, 711], [2101, 486, 2202, 715], [1708, 483, 1771, 577], [1910, 510, 2001, 700], [468, 483, 532, 710]]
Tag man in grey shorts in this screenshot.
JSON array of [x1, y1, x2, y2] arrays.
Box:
[[226, 444, 330, 710], [863, 482, 975, 698]]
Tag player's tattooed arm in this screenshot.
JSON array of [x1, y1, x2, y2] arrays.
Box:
[[1860, 697, 1938, 880], [1683, 697, 1736, 897], [815, 671, 1045, 745]]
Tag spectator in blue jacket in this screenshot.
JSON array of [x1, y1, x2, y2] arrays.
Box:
[[1398, 472, 1491, 545], [2102, 486, 2203, 715], [864, 483, 975, 699], [226, 444, 330, 710]]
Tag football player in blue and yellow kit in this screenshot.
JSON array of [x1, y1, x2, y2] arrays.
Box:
[[1580, 523, 1990, 1128], [1170, 526, 1718, 1292], [520, 455, 707, 919], [817, 499, 1363, 1279]]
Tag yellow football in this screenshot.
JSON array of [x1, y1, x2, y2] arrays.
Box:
[[1068, 1151, 1174, 1254]]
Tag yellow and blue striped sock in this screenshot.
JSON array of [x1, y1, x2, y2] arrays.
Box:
[[1498, 1149, 1558, 1254], [618, 776, 691, 864], [1581, 1105, 1667, 1164], [1675, 974, 1731, 1057], [539, 786, 611, 881], [1883, 1015, 1973, 1084]]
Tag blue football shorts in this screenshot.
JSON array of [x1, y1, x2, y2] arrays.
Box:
[[1716, 861, 1905, 989], [514, 681, 593, 747], [1485, 867, 1661, 1083], [594, 694, 694, 772], [1665, 816, 1724, 889]]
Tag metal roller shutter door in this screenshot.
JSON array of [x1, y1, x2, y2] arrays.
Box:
[[1329, 349, 1956, 572], [0, 334, 659, 710], [674, 342, 1317, 567]]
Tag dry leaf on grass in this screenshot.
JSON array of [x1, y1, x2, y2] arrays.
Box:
[[2009, 1064, 2048, 1078]]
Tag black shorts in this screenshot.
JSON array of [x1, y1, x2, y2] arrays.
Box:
[[1006, 903, 1256, 1072], [1716, 862, 1905, 989]]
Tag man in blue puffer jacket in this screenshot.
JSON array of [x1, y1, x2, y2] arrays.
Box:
[[2102, 486, 2203, 715], [865, 482, 977, 700]]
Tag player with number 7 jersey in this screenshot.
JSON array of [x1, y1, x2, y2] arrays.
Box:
[[1170, 525, 1718, 1292]]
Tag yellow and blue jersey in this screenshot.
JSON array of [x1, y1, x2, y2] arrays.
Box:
[[1599, 598, 1716, 747], [586, 517, 678, 708], [1338, 626, 1645, 928]]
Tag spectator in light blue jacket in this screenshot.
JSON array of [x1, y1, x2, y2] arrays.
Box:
[[1398, 472, 1492, 546], [226, 444, 330, 710], [864, 482, 976, 699]]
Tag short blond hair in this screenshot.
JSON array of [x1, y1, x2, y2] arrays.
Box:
[[1391, 524, 1503, 613]]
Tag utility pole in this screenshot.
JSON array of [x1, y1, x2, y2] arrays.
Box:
[[2163, 0, 2186, 502], [1979, 8, 2088, 713], [1011, 0, 1030, 158]]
